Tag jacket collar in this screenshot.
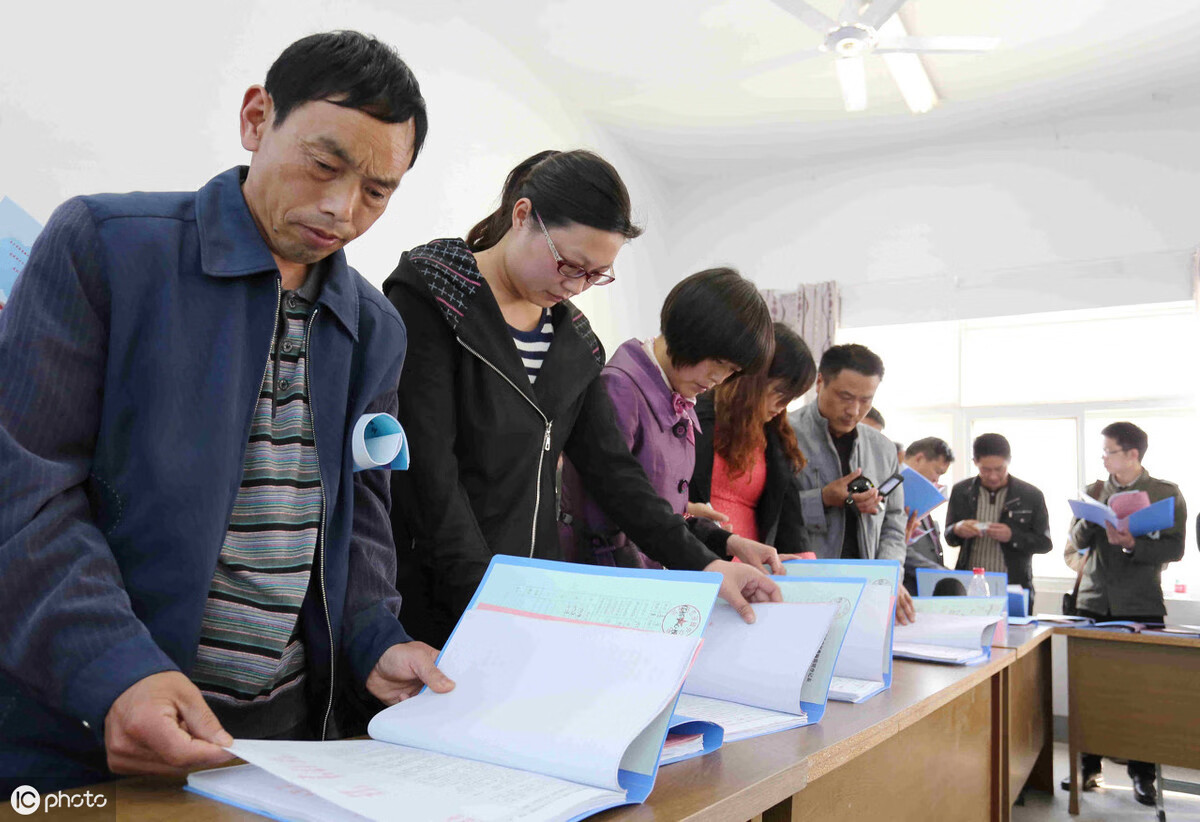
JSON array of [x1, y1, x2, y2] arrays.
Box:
[[195, 166, 359, 339], [393, 239, 605, 414], [967, 474, 1025, 508], [604, 339, 701, 434], [1105, 469, 1149, 494], [798, 399, 854, 453]]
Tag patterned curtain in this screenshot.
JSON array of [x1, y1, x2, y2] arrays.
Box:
[[760, 281, 840, 361]]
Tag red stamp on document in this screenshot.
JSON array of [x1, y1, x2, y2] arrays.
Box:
[[663, 605, 701, 636]]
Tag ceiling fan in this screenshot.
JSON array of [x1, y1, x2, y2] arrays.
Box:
[[767, 0, 999, 114]]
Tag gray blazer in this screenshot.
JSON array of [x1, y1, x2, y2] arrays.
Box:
[[788, 401, 906, 562]]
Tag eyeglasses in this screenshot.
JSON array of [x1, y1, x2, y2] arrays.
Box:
[[535, 211, 616, 286], [1101, 447, 1128, 458]]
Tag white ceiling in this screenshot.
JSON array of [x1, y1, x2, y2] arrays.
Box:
[[418, 0, 1200, 179]]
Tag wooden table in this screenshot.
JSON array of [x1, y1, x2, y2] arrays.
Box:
[[1059, 627, 1200, 817], [596, 651, 1014, 822], [62, 651, 1018, 822], [993, 624, 1055, 818]]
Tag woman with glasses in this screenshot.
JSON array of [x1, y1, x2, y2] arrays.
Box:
[[559, 267, 783, 570], [383, 150, 780, 647], [690, 323, 818, 556]]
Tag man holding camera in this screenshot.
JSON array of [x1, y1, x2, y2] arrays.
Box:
[[789, 344, 915, 623]]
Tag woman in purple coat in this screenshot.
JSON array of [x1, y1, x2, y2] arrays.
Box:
[[560, 268, 782, 570]]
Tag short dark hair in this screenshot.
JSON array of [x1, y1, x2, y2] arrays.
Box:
[[1101, 421, 1148, 461], [467, 150, 641, 252], [907, 436, 954, 464], [818, 343, 885, 382], [865, 407, 886, 428], [973, 433, 1011, 461], [660, 268, 774, 373], [265, 31, 428, 168], [767, 323, 817, 400], [933, 578, 967, 596]]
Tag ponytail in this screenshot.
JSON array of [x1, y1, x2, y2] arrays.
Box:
[[466, 149, 642, 252]]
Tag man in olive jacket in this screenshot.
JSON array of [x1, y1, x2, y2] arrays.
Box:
[[1061, 421, 1187, 806]]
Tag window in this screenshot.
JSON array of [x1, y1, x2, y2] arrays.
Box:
[[837, 301, 1200, 587]]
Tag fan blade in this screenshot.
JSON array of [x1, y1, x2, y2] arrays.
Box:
[[859, 0, 910, 31], [881, 52, 937, 113], [874, 35, 1000, 54], [772, 0, 839, 34], [834, 56, 867, 111], [839, 0, 863, 23]]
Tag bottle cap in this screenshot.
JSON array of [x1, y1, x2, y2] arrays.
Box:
[[973, 567, 985, 574]]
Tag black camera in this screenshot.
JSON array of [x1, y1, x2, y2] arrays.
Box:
[[847, 475, 875, 495]]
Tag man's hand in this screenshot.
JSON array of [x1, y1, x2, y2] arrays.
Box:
[[821, 469, 864, 509], [850, 488, 881, 515], [779, 552, 818, 561], [904, 508, 921, 544], [726, 535, 785, 575], [895, 586, 916, 626], [989, 523, 1013, 543], [1104, 522, 1136, 550], [705, 559, 782, 624], [104, 671, 234, 776], [366, 642, 456, 706], [687, 501, 730, 530], [953, 519, 982, 539]]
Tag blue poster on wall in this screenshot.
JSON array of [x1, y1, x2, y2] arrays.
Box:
[[0, 197, 42, 310]]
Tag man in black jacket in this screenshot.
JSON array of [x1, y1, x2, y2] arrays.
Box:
[[944, 434, 1052, 603]]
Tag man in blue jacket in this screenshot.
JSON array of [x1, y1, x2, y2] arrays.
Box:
[[0, 31, 452, 792]]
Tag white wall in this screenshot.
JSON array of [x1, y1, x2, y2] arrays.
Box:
[[0, 0, 670, 351], [661, 104, 1200, 327]]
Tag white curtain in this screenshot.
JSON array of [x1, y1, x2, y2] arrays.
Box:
[[760, 281, 840, 360]]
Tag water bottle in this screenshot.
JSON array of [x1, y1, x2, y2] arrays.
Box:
[[967, 567, 990, 597]]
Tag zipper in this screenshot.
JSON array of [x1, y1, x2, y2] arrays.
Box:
[[455, 336, 551, 558], [305, 306, 335, 741]]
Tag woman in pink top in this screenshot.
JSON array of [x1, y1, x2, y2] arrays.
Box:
[[691, 324, 817, 554]]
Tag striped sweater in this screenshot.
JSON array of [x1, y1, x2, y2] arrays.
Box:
[[191, 274, 323, 735]]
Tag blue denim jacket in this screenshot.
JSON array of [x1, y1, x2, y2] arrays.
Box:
[[0, 168, 410, 785]]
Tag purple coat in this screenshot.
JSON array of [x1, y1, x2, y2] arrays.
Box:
[[560, 339, 730, 567]]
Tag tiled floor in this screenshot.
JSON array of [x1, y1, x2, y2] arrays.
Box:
[[1013, 743, 1200, 822]]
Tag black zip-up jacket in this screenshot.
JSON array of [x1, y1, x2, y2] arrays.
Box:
[[689, 395, 808, 552], [943, 474, 1052, 591], [383, 239, 717, 646]]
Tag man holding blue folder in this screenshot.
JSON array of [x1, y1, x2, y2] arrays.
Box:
[[1062, 421, 1187, 806]]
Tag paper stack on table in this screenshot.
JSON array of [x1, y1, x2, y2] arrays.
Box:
[[783, 559, 901, 703], [674, 576, 863, 742], [187, 557, 723, 822], [893, 597, 1005, 665]]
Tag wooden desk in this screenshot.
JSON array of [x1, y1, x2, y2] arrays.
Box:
[[65, 653, 1016, 822], [601, 651, 1013, 822], [1059, 627, 1200, 816], [994, 624, 1055, 817]]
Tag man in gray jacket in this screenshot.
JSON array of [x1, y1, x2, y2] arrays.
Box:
[[789, 344, 915, 622]]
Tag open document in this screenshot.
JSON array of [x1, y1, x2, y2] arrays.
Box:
[[900, 466, 949, 518], [1068, 492, 1174, 537], [187, 557, 722, 822], [674, 577, 863, 742], [783, 559, 900, 703], [893, 596, 1005, 665], [914, 571, 1011, 641]]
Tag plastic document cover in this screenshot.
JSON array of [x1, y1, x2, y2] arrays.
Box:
[[187, 556, 722, 822], [783, 559, 901, 703]]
